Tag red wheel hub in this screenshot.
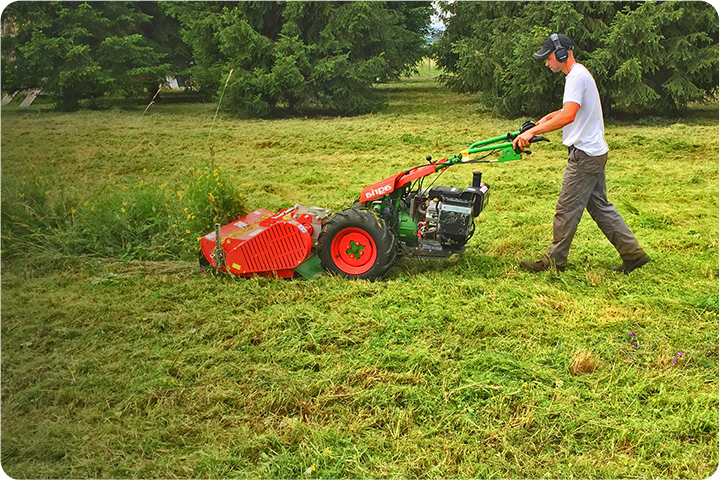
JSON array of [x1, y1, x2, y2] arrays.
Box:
[[330, 227, 377, 275]]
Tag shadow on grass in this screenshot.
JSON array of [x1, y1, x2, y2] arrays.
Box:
[[607, 101, 719, 127]]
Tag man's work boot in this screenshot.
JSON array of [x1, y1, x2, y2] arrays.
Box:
[[612, 254, 650, 275], [520, 260, 565, 273]]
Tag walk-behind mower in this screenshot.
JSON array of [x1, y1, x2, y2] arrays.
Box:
[[199, 122, 548, 280]]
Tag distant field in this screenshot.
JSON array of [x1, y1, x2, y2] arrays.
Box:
[[2, 66, 718, 478]]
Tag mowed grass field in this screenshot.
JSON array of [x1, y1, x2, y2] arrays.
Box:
[[1, 66, 718, 478]]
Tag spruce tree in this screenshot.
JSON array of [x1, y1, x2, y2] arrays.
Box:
[[1, 2, 178, 109], [433, 1, 718, 117], [165, 1, 433, 117]]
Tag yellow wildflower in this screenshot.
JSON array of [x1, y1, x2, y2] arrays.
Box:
[[191, 215, 196, 220], [29, 165, 35, 170], [184, 207, 188, 213], [187, 214, 192, 220], [142, 168, 148, 173], [84, 201, 90, 207], [121, 208, 126, 213], [108, 173, 113, 178], [186, 229, 191, 234], [45, 191, 50, 196], [71, 208, 77, 214], [18, 193, 24, 198], [122, 202, 128, 206], [91, 206, 95, 211], [158, 183, 167, 190], [208, 193, 215, 202], [172, 224, 177, 228]]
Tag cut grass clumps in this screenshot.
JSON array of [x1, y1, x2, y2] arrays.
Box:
[[1, 165, 245, 261], [569, 349, 602, 375]]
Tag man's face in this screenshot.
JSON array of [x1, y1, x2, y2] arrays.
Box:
[[545, 52, 563, 73]]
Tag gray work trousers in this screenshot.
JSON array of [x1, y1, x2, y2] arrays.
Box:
[[543, 146, 645, 267]]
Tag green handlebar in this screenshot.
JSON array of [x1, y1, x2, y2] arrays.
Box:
[[450, 130, 523, 166], [467, 131, 520, 150], [428, 127, 546, 172], [468, 141, 516, 155]]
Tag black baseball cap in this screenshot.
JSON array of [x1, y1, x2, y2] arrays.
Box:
[[533, 34, 575, 60]]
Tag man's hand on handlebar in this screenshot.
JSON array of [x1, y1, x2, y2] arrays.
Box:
[[513, 130, 550, 153], [512, 130, 536, 152]]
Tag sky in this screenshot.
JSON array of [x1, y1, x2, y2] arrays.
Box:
[[430, 0, 450, 32]]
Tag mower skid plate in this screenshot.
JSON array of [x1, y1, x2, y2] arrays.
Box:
[[200, 207, 312, 277]]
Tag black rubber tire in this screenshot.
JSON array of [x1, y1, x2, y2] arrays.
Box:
[[318, 207, 397, 280]]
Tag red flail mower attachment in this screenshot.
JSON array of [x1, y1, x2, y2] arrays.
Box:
[[199, 205, 329, 278]]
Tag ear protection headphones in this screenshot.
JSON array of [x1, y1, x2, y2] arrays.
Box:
[[550, 33, 569, 62]]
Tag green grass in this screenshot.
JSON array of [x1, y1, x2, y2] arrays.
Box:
[[2, 65, 718, 478]]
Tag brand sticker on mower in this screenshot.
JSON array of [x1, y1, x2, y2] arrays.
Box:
[[365, 184, 392, 199], [233, 220, 248, 228]]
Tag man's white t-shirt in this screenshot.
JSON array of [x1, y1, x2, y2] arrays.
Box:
[[562, 63, 609, 156]]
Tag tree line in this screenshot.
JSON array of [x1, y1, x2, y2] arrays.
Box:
[[433, 1, 719, 117], [2, 1, 717, 117], [1, 1, 433, 115]]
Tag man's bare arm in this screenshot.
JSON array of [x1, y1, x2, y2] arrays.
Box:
[[536, 109, 561, 125], [513, 102, 580, 151]]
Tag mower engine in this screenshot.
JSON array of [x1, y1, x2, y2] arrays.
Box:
[[382, 171, 489, 258]]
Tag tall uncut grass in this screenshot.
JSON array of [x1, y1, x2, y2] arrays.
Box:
[[2, 164, 245, 261]]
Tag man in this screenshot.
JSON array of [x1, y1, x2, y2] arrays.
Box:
[[512, 33, 650, 274]]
